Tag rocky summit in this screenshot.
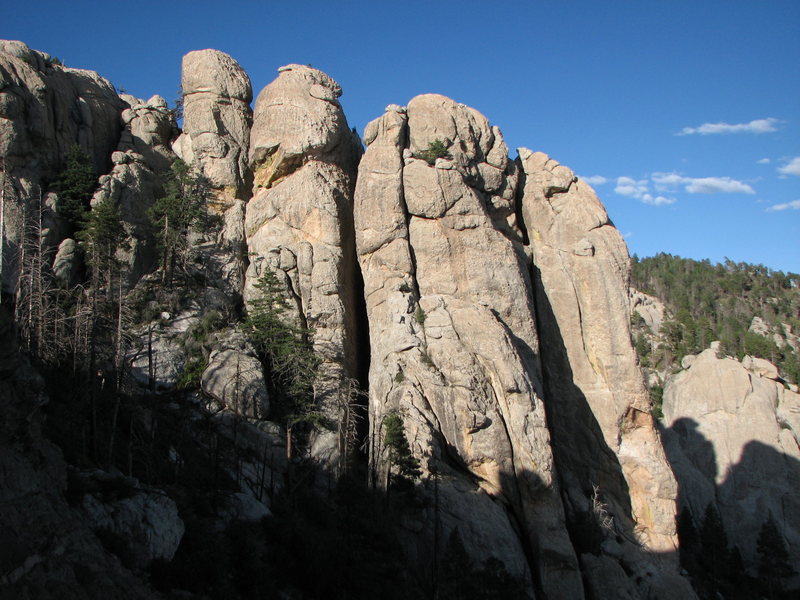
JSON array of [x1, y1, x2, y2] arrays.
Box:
[[1, 40, 798, 600]]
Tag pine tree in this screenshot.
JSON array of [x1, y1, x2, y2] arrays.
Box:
[[676, 506, 700, 571], [147, 159, 210, 285], [244, 268, 320, 458], [699, 503, 731, 584], [382, 411, 421, 487], [757, 514, 795, 598], [52, 144, 97, 234]]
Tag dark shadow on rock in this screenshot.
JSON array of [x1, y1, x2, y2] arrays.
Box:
[[530, 264, 637, 554], [660, 416, 800, 598]]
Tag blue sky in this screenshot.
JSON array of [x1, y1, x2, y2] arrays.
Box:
[[4, 0, 799, 272]]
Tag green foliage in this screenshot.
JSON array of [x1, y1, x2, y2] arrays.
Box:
[[414, 305, 427, 325], [177, 356, 208, 390], [632, 253, 800, 382], [148, 159, 211, 283], [649, 384, 664, 420], [244, 268, 320, 428], [177, 310, 222, 390], [382, 411, 421, 483], [77, 197, 128, 283], [52, 144, 97, 234], [413, 139, 451, 165]]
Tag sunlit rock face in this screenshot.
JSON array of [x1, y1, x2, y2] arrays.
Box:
[[245, 64, 362, 472], [175, 48, 253, 208], [519, 151, 682, 549], [354, 95, 583, 599]]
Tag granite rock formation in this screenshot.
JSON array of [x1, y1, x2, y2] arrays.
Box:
[[0, 40, 123, 294], [662, 346, 800, 575], [245, 64, 362, 471], [519, 151, 685, 594], [354, 96, 582, 599]]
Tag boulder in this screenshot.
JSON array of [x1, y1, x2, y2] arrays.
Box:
[[78, 471, 184, 570], [202, 348, 269, 419], [52, 237, 83, 287]]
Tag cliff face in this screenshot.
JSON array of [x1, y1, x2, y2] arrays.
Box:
[[354, 96, 581, 598], [246, 64, 362, 470], [10, 39, 798, 599], [519, 152, 682, 565]]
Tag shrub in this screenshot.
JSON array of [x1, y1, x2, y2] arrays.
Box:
[[412, 139, 450, 165]]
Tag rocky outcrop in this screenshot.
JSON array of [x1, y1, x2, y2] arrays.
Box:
[[87, 94, 176, 285], [662, 346, 800, 574], [631, 288, 667, 334], [174, 49, 252, 208], [77, 470, 184, 570], [519, 152, 689, 596], [0, 40, 124, 294], [245, 64, 362, 471], [202, 333, 269, 419], [173, 49, 253, 300], [355, 96, 582, 598], [0, 307, 157, 599]]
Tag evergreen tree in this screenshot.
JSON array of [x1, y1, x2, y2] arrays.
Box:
[[676, 506, 699, 570], [244, 268, 320, 455], [78, 197, 127, 289], [148, 159, 210, 284], [52, 144, 97, 234], [382, 411, 421, 487], [699, 503, 731, 583], [757, 514, 795, 598]]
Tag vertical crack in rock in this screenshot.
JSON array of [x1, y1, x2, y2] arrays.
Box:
[[354, 94, 584, 599], [245, 64, 362, 476], [518, 149, 695, 597]]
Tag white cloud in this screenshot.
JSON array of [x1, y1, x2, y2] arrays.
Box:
[[777, 157, 800, 177], [651, 172, 755, 194], [580, 175, 608, 186], [615, 176, 650, 198], [757, 158, 771, 165], [641, 194, 677, 206], [685, 177, 755, 194], [614, 176, 676, 206], [677, 117, 779, 136], [766, 199, 800, 212]]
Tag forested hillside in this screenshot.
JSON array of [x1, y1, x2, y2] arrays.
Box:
[[631, 253, 800, 384]]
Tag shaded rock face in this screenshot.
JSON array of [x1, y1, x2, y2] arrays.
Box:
[[354, 96, 582, 599], [0, 308, 157, 599], [246, 64, 362, 471], [78, 470, 184, 570], [202, 336, 269, 419], [662, 347, 800, 574], [91, 97, 177, 285], [0, 40, 124, 294], [519, 151, 681, 564]]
